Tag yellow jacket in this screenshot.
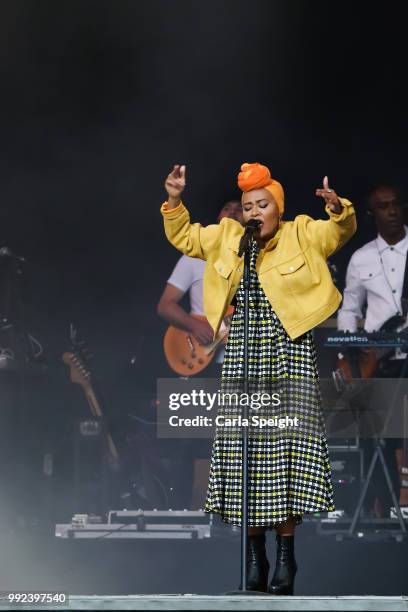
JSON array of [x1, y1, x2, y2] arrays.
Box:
[[161, 198, 356, 339]]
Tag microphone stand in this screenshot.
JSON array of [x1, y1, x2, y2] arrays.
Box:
[[226, 225, 266, 596]]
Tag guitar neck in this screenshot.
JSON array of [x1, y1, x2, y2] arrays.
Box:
[[83, 385, 119, 467], [203, 314, 232, 355], [84, 387, 103, 418]]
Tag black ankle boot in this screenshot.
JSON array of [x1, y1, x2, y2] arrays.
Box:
[[245, 534, 270, 592], [268, 534, 297, 595]]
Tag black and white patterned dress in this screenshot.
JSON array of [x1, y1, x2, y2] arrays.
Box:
[[204, 240, 335, 527]]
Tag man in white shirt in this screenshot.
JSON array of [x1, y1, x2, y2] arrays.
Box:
[[157, 200, 243, 372], [338, 185, 408, 334], [337, 184, 406, 517]]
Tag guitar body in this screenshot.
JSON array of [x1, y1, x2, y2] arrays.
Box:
[[358, 349, 379, 379], [336, 348, 378, 382], [164, 307, 233, 376]]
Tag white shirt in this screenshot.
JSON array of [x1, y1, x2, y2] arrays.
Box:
[[167, 255, 225, 363], [337, 227, 408, 333], [167, 255, 205, 316]]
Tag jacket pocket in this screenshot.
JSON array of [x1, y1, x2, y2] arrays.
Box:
[[274, 252, 318, 296], [276, 253, 305, 275], [213, 257, 234, 279]]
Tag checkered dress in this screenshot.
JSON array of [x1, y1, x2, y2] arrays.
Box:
[[204, 240, 335, 527]]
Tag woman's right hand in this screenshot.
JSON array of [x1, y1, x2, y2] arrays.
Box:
[[164, 164, 186, 207]]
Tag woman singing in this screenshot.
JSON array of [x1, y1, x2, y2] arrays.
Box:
[[161, 162, 356, 594]]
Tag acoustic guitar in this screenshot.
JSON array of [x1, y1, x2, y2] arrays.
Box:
[[163, 306, 234, 376], [63, 350, 120, 472]]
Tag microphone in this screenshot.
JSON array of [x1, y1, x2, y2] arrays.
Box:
[[238, 219, 261, 257], [0, 247, 26, 263]]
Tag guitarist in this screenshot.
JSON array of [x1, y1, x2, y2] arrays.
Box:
[[157, 200, 243, 375], [156, 200, 243, 508], [337, 184, 407, 516]]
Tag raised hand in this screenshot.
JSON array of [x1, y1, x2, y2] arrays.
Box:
[[315, 175, 342, 213], [164, 164, 186, 206]]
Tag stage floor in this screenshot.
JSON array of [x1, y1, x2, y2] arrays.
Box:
[[3, 595, 408, 611], [1, 522, 407, 604]]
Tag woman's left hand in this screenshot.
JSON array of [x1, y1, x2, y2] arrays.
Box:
[[315, 176, 342, 214]]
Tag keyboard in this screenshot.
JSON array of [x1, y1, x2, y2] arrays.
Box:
[[324, 332, 408, 348]]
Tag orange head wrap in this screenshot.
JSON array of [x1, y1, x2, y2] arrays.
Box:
[[237, 162, 285, 215]]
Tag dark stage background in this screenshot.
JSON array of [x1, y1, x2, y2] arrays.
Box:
[[1, 0, 407, 373], [0, 0, 407, 596]]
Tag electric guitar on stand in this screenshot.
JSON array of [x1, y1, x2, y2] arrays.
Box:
[[163, 306, 234, 376], [62, 328, 120, 472]]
